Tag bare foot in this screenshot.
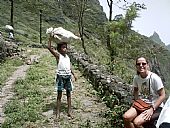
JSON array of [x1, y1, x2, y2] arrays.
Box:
[[56, 114, 60, 118], [55, 111, 60, 120]]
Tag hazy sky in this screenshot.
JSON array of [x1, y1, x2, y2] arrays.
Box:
[[99, 0, 170, 45]]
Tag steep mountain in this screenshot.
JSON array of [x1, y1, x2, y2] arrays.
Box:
[[0, 0, 107, 44], [150, 31, 170, 52], [0, 0, 170, 89], [1, 1, 170, 128], [149, 31, 165, 46], [167, 44, 170, 51]]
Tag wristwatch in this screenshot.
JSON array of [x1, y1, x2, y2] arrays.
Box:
[[152, 106, 156, 111]]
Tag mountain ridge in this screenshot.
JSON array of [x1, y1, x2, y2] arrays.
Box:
[[0, 0, 170, 89], [149, 31, 164, 45]]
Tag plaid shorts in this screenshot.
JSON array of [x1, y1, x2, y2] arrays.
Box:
[[56, 74, 72, 92]]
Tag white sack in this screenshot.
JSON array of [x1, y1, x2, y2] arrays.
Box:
[[5, 25, 14, 30], [156, 96, 170, 128], [46, 27, 80, 43]]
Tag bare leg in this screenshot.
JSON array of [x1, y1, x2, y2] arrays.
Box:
[[66, 90, 72, 118], [133, 112, 148, 128], [56, 91, 62, 119], [124, 120, 135, 128], [123, 107, 138, 128]]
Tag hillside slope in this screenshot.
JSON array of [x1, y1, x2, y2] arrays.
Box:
[[0, 0, 106, 44], [0, 0, 170, 90]]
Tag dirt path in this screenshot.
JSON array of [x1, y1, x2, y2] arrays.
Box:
[[0, 54, 41, 125], [0, 64, 30, 124], [42, 69, 109, 128], [0, 52, 110, 127]]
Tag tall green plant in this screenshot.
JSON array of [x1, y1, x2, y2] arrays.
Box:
[[104, 2, 146, 83], [107, 2, 146, 59], [72, 0, 88, 54]]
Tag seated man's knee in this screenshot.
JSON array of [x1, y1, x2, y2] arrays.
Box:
[[133, 119, 143, 127], [123, 112, 131, 121]]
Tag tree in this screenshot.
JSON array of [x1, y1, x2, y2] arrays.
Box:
[[9, 0, 14, 35], [105, 0, 113, 53], [73, 0, 88, 54], [106, 0, 127, 56], [39, 10, 42, 44], [107, 0, 113, 21], [9, 0, 14, 27], [106, 1, 146, 57], [108, 2, 146, 58]]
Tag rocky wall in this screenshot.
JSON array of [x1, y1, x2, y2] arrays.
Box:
[[68, 47, 133, 107]]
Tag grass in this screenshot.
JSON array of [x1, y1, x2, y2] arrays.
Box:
[[0, 57, 23, 88], [71, 39, 110, 67], [2, 48, 55, 128], [0, 2, 169, 127], [1, 47, 115, 128]]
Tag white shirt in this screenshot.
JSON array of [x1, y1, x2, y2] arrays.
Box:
[[133, 71, 164, 107], [9, 32, 14, 39], [56, 54, 71, 75]]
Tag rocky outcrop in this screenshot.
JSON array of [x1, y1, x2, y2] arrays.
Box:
[[149, 32, 164, 46], [0, 36, 21, 62]]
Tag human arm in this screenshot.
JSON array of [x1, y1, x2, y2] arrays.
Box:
[[133, 77, 139, 100], [47, 36, 59, 60], [143, 75, 165, 121], [152, 75, 166, 111], [143, 88, 165, 121], [152, 88, 165, 111], [133, 86, 139, 100]]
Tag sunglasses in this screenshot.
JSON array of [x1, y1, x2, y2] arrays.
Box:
[[136, 63, 147, 66]]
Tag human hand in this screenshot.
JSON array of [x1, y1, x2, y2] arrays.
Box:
[[132, 98, 135, 102], [142, 107, 154, 121], [49, 34, 54, 40]]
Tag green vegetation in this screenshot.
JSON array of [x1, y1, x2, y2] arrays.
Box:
[[2, 51, 55, 128], [1, 0, 169, 86], [0, 58, 23, 88], [0, 0, 170, 127]]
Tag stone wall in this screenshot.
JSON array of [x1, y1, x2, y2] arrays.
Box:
[[0, 35, 21, 62], [0, 36, 6, 62], [68, 47, 133, 107]]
